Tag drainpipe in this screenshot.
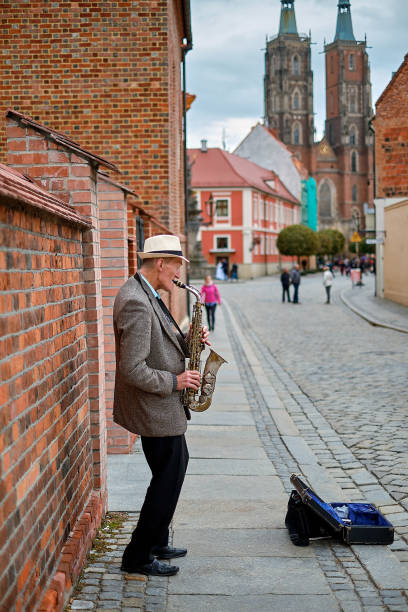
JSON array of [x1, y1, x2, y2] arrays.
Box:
[[182, 38, 193, 313], [368, 118, 377, 296]]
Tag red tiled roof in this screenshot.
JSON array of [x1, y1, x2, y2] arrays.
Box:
[[0, 162, 91, 228], [6, 109, 119, 173], [188, 148, 299, 204]]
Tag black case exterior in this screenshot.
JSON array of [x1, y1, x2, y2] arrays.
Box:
[[290, 474, 394, 545]]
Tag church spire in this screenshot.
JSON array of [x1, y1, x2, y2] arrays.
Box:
[[334, 0, 356, 41], [279, 0, 298, 36]]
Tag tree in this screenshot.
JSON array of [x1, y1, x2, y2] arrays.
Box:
[[277, 224, 318, 260], [326, 229, 345, 255], [316, 228, 345, 256], [316, 230, 334, 256]]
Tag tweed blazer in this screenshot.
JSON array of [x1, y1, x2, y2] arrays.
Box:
[[113, 273, 189, 437]]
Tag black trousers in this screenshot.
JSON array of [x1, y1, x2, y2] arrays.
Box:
[[282, 286, 290, 302], [325, 286, 331, 303], [205, 303, 217, 330], [122, 434, 189, 565]]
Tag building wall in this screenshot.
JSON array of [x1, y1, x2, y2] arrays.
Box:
[[374, 56, 408, 198], [0, 0, 187, 233], [0, 197, 95, 611], [198, 187, 299, 277], [97, 176, 137, 455], [6, 115, 109, 487], [383, 200, 408, 306]]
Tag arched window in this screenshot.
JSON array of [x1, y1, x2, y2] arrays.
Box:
[[350, 96, 356, 113], [293, 55, 299, 75], [350, 126, 356, 145], [351, 151, 357, 173], [293, 124, 300, 145], [349, 53, 355, 71], [319, 182, 332, 218], [352, 184, 357, 202], [293, 91, 300, 110]]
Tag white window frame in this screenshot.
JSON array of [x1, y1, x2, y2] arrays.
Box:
[[214, 234, 230, 250], [214, 197, 230, 222]]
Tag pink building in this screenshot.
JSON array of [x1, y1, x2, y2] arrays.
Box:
[[188, 145, 300, 278]]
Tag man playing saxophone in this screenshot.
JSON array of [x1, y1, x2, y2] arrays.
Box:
[[113, 234, 209, 577]]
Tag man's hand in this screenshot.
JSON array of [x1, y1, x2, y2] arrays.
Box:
[[177, 370, 201, 391], [186, 324, 211, 347], [201, 325, 211, 346]]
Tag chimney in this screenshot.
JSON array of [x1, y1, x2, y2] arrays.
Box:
[[200, 139, 208, 153]]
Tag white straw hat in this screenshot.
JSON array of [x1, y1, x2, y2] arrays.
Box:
[[137, 234, 189, 262]]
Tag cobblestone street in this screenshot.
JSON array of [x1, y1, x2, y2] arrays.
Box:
[[224, 273, 408, 546]]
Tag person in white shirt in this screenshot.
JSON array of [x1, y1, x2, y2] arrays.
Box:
[[323, 265, 333, 304]]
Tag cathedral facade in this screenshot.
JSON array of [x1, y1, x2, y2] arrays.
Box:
[[264, 0, 374, 238]]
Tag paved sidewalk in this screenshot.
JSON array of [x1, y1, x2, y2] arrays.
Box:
[[341, 275, 408, 334], [68, 289, 408, 612]]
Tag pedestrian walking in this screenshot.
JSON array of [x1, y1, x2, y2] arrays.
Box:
[[201, 275, 221, 331], [280, 268, 291, 303], [290, 264, 301, 304], [221, 258, 229, 280], [113, 234, 209, 577], [323, 265, 333, 304], [328, 261, 335, 277], [230, 262, 238, 281]]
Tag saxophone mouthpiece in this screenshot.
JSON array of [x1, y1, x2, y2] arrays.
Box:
[[172, 279, 186, 289]]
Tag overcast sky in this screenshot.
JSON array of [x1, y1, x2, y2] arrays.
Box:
[[186, 0, 407, 151]]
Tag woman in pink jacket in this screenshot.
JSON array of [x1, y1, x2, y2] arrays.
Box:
[[201, 275, 221, 331]]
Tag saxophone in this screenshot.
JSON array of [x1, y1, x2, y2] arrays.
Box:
[[173, 280, 227, 412]]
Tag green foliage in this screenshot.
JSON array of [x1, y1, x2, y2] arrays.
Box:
[[317, 228, 346, 255], [277, 224, 318, 257], [348, 239, 376, 254], [316, 230, 334, 255], [327, 229, 345, 254]]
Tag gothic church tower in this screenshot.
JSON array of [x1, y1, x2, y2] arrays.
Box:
[[264, 0, 314, 169], [319, 0, 374, 234]]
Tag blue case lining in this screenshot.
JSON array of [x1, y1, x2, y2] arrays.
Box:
[[307, 491, 391, 527]]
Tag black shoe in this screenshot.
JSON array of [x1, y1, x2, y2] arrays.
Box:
[[151, 545, 187, 560], [121, 558, 179, 576]]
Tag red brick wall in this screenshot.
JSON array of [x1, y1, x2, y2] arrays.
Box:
[[6, 116, 109, 494], [375, 57, 408, 198], [0, 199, 93, 611], [98, 175, 136, 454], [0, 0, 187, 235]]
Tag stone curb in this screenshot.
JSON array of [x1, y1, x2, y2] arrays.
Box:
[[340, 289, 408, 335]]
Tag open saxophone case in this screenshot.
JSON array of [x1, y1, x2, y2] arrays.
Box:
[[285, 474, 394, 547]]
